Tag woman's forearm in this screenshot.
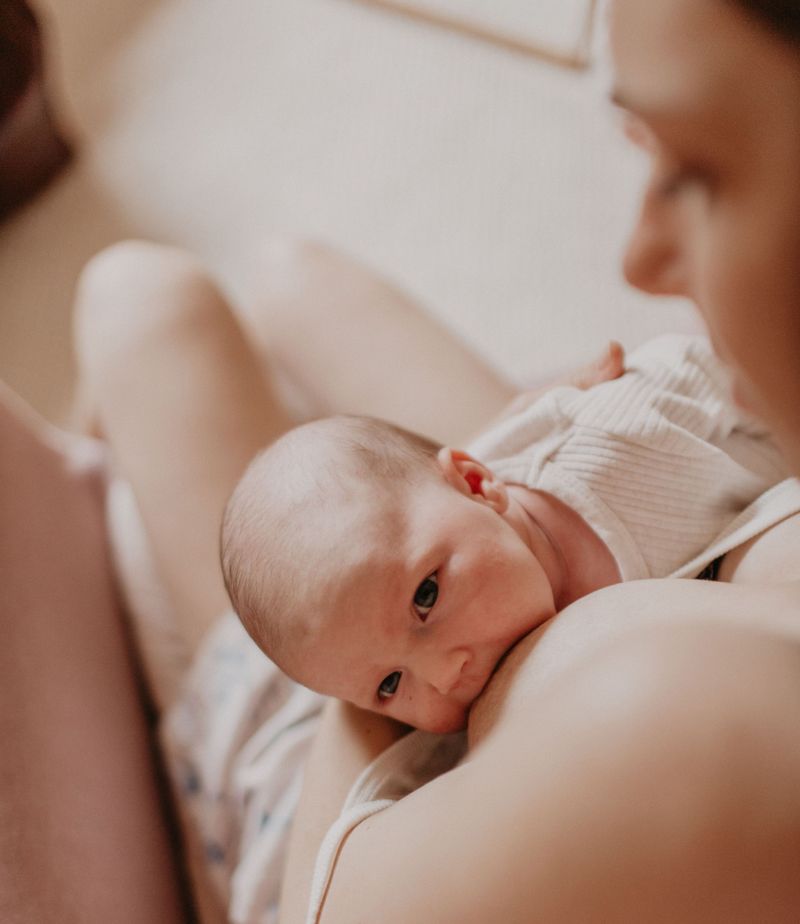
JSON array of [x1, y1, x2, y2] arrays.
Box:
[[278, 698, 409, 924]]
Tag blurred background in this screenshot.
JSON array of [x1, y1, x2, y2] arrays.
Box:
[[0, 0, 699, 426]]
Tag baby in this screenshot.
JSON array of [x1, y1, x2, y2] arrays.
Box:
[[221, 334, 795, 734]]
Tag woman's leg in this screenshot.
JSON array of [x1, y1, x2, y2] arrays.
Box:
[[0, 385, 185, 924], [74, 241, 306, 924], [74, 237, 519, 670], [74, 240, 294, 664], [234, 238, 518, 447], [69, 237, 522, 924]]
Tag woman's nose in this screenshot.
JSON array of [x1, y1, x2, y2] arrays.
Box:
[[420, 648, 471, 696], [623, 194, 689, 298]]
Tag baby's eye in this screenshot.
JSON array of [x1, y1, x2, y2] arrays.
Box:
[[378, 671, 402, 700], [413, 573, 439, 621]]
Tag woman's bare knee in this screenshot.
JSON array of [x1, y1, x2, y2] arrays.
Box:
[[73, 240, 224, 382]]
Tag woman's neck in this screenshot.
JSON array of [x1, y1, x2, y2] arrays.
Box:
[[505, 484, 621, 610]]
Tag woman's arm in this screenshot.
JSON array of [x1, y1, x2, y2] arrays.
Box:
[[278, 699, 409, 924], [310, 577, 800, 923], [719, 511, 800, 584], [281, 575, 800, 924]]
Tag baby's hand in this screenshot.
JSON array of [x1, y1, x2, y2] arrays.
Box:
[[561, 340, 625, 390], [496, 341, 625, 422]]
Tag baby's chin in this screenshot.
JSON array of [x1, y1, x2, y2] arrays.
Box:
[[416, 709, 469, 736]]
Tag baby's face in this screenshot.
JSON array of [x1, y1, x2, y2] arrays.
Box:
[[298, 475, 557, 733]]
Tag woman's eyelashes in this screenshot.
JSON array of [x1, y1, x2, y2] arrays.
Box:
[[413, 572, 439, 621], [654, 163, 710, 200], [619, 113, 713, 203]]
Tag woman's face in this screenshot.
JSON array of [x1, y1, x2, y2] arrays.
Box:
[[611, 0, 800, 469]]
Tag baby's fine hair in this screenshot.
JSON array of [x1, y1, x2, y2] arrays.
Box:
[[220, 415, 442, 671]]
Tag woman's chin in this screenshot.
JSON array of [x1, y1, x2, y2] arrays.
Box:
[[730, 375, 754, 412]]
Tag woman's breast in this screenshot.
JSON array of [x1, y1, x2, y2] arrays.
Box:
[[466, 580, 681, 751], [467, 623, 546, 751]]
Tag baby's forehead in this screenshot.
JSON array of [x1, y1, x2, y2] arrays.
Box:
[[330, 489, 408, 568], [312, 491, 409, 590]]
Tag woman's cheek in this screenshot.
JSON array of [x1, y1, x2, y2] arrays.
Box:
[[692, 205, 759, 368], [699, 203, 800, 443]]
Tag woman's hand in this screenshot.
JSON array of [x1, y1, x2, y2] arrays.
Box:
[[494, 340, 625, 424]]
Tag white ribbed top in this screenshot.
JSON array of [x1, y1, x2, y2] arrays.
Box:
[[468, 334, 790, 580]]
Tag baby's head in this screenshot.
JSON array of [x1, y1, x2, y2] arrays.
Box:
[[221, 415, 555, 733]]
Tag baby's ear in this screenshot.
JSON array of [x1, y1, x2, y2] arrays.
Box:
[[436, 447, 508, 514]]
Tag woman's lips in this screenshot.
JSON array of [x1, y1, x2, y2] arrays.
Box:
[[730, 376, 753, 412], [705, 337, 753, 413]]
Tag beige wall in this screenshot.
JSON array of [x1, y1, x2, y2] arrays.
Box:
[[0, 0, 697, 425]]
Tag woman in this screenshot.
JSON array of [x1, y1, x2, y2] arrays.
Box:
[[2, 1, 799, 922], [280, 1, 800, 919]]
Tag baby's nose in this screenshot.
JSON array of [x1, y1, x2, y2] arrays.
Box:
[[428, 649, 471, 696]]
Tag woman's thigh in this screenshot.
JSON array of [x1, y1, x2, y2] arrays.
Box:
[[74, 240, 294, 663], [234, 237, 517, 447], [74, 238, 517, 675], [0, 384, 186, 924]]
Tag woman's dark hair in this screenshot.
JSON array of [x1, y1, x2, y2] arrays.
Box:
[[729, 1, 800, 43]]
